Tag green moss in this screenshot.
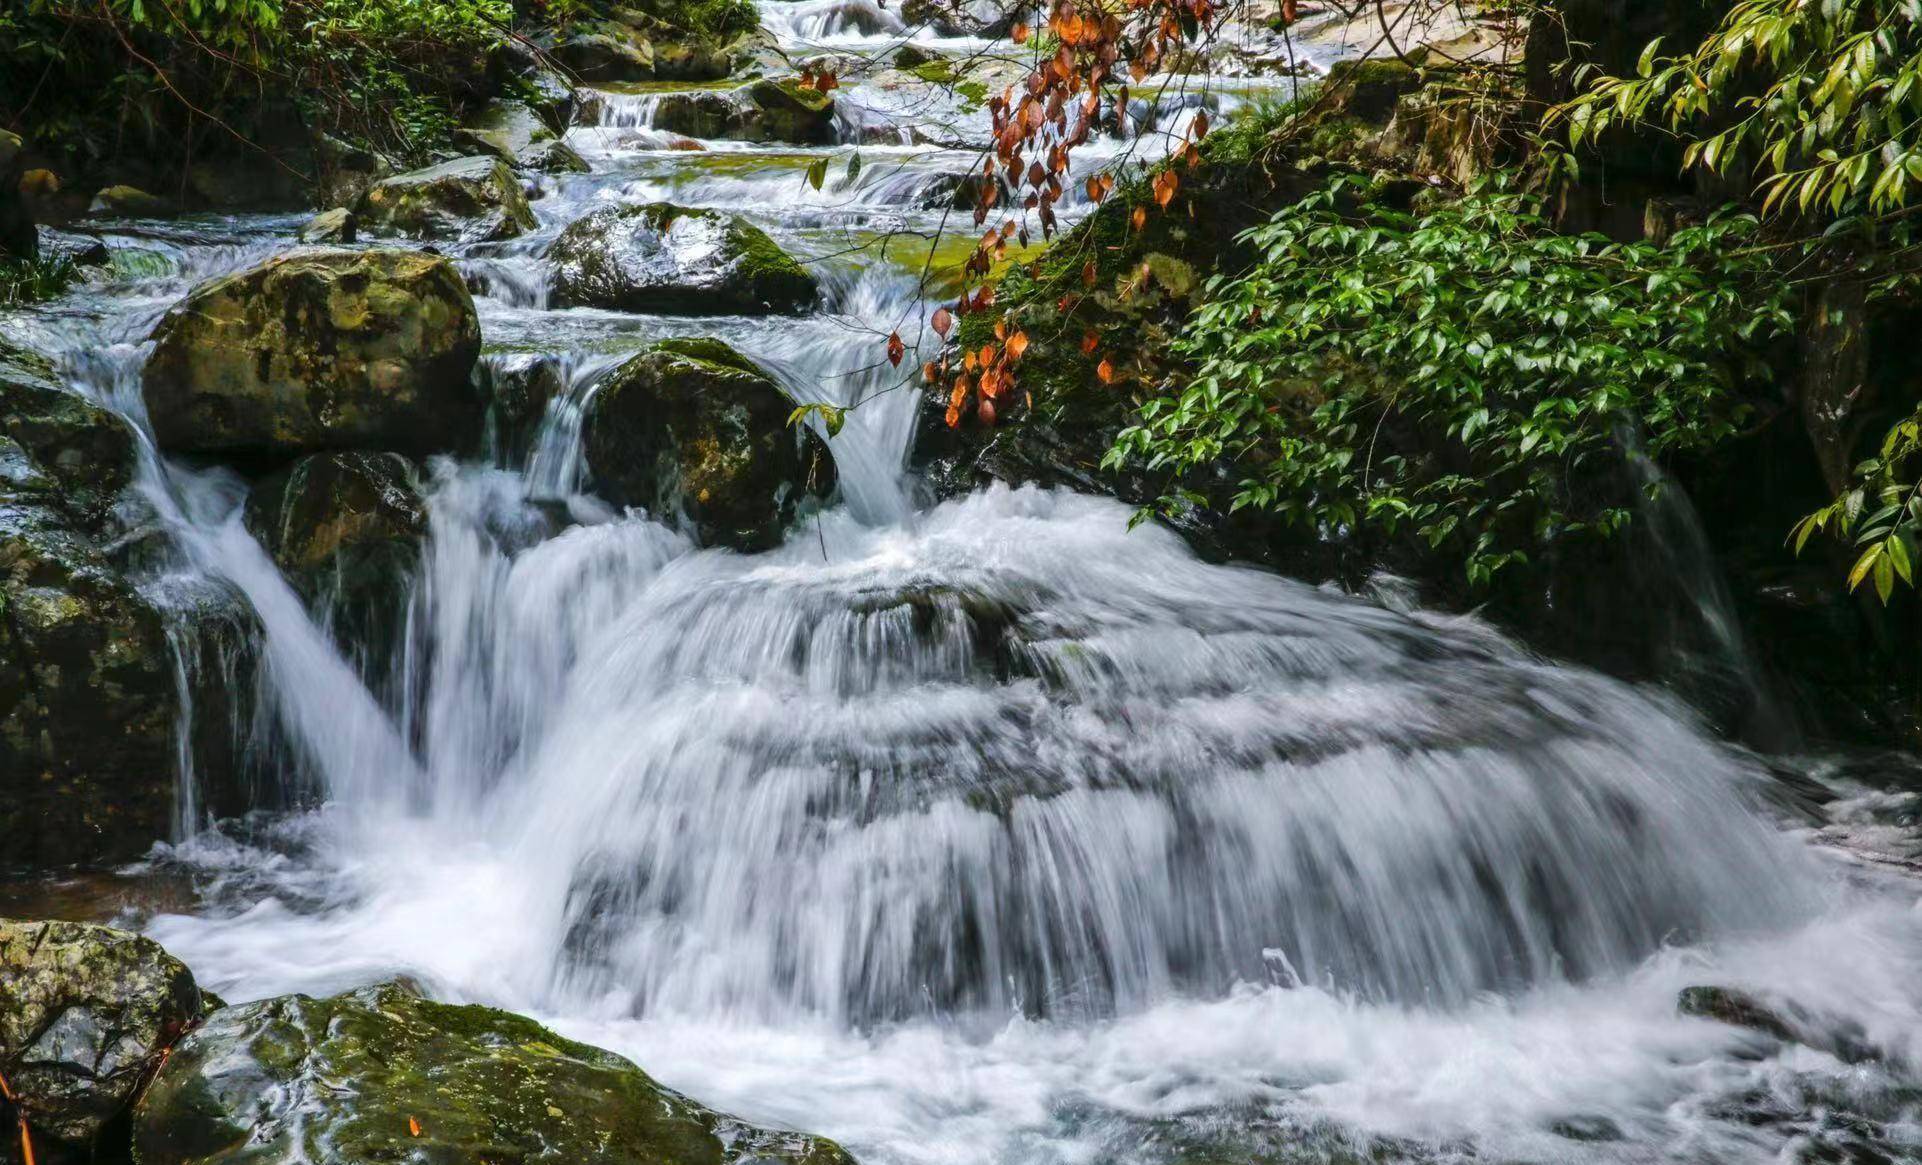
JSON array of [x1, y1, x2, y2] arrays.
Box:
[[654, 336, 769, 376]]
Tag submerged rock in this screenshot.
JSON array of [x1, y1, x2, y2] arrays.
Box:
[[142, 248, 484, 460], [0, 919, 205, 1158], [549, 203, 817, 315], [37, 227, 112, 268], [355, 155, 537, 242], [583, 338, 835, 550], [132, 981, 855, 1165]]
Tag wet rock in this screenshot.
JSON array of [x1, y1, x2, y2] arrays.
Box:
[[0, 337, 136, 528], [901, 0, 1016, 38], [549, 202, 817, 315], [0, 130, 36, 261], [0, 497, 178, 873], [355, 155, 537, 242], [648, 79, 837, 144], [516, 137, 590, 174], [453, 100, 588, 174], [295, 207, 356, 244], [36, 228, 110, 268], [1677, 986, 1797, 1042], [243, 452, 425, 646], [142, 248, 484, 460], [583, 338, 835, 550], [132, 981, 855, 1165], [480, 353, 565, 454], [0, 919, 206, 1158], [893, 43, 940, 70], [85, 185, 172, 219]]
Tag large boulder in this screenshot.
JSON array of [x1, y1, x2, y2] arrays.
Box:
[[0, 130, 35, 261], [243, 451, 425, 660], [649, 79, 837, 144], [550, 203, 816, 315], [142, 249, 484, 460], [0, 920, 206, 1160], [354, 156, 537, 242], [132, 981, 854, 1165], [582, 338, 835, 550]]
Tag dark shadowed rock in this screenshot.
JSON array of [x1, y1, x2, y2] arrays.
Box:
[[550, 203, 816, 315], [583, 338, 835, 549], [0, 130, 34, 261], [244, 451, 425, 659], [132, 981, 854, 1165], [0, 919, 205, 1159], [355, 156, 537, 242], [142, 248, 484, 460]]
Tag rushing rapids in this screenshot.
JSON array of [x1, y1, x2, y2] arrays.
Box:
[[5, 4, 1922, 1164]]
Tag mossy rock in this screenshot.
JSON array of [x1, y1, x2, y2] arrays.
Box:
[[648, 79, 836, 145], [131, 981, 856, 1165], [552, 28, 656, 82], [549, 203, 817, 315], [1322, 57, 1428, 124], [142, 249, 484, 460], [1, 919, 205, 1157], [583, 338, 835, 550], [355, 155, 537, 242]]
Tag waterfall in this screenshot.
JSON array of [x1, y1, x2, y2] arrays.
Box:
[[3, 6, 1918, 1163]]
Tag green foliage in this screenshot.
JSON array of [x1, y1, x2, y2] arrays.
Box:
[[1793, 409, 1922, 604], [1557, 0, 1922, 219], [0, 254, 79, 306], [1111, 176, 1793, 584]]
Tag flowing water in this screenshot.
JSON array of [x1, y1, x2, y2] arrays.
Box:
[[7, 4, 1922, 1163]]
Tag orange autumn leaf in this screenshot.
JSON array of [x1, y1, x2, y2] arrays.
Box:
[[923, 360, 940, 383], [886, 331, 906, 367], [1007, 330, 1030, 361], [408, 1117, 422, 1138], [1131, 205, 1148, 231], [1152, 169, 1179, 208], [978, 394, 998, 424], [1080, 329, 1100, 355], [1082, 259, 1098, 286], [1011, 20, 1030, 43], [1097, 357, 1116, 383]]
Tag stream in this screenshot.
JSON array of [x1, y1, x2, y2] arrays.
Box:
[[6, 3, 1922, 1163]]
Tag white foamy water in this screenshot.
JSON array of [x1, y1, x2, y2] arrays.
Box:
[[5, 3, 1922, 1163]]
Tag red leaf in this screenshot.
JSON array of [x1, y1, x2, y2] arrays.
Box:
[[886, 331, 905, 367], [931, 306, 954, 338], [1080, 329, 1100, 355]]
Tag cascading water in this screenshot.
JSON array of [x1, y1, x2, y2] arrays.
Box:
[[7, 4, 1922, 1163]]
